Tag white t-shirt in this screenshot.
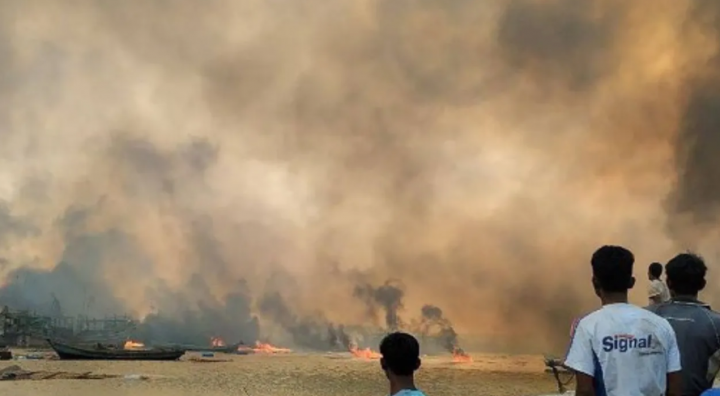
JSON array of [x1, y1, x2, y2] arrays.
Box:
[[648, 279, 671, 303], [564, 303, 681, 396]]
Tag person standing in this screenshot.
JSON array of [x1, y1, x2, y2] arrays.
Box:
[[648, 262, 671, 305], [564, 245, 682, 396], [379, 332, 427, 396], [649, 253, 720, 396]]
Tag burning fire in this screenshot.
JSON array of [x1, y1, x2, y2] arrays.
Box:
[[124, 340, 145, 350], [350, 345, 381, 359], [211, 337, 226, 347], [348, 341, 381, 359], [252, 341, 292, 354], [452, 347, 472, 363]]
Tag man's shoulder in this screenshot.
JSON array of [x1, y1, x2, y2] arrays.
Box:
[[632, 306, 677, 337], [580, 305, 671, 328], [629, 303, 672, 322], [573, 308, 607, 329], [708, 308, 720, 323]]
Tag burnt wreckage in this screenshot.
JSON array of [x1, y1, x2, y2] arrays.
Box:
[[0, 306, 137, 347]]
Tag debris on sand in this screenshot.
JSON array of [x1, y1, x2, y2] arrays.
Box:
[[13, 352, 58, 360], [0, 365, 125, 381]]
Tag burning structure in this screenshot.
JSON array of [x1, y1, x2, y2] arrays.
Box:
[[0, 305, 137, 347]]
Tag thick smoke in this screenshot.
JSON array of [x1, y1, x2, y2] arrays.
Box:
[[667, 1, 720, 244], [0, 0, 718, 351], [353, 280, 405, 331], [419, 305, 468, 357], [258, 292, 341, 350], [328, 324, 353, 351]]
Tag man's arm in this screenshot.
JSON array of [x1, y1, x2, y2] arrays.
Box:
[[667, 372, 682, 396], [665, 321, 682, 396], [564, 321, 596, 396], [575, 372, 595, 396]]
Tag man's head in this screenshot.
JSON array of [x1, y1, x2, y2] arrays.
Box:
[[379, 332, 421, 378], [665, 253, 707, 296], [648, 262, 663, 281], [590, 245, 635, 297]]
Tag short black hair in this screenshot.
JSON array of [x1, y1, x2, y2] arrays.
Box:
[[649, 262, 663, 278], [379, 332, 420, 376], [665, 253, 707, 295], [591, 245, 634, 292]]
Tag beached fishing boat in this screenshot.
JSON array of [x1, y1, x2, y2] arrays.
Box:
[[155, 341, 253, 355], [46, 339, 185, 361], [177, 342, 245, 354]]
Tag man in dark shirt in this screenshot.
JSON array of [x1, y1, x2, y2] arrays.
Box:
[[648, 253, 720, 396]]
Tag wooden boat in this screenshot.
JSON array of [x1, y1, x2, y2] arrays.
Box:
[[158, 341, 248, 354], [181, 342, 244, 354], [46, 339, 185, 361]]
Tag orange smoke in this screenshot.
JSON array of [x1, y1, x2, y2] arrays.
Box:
[[451, 347, 472, 363], [123, 340, 145, 350], [252, 341, 292, 354], [210, 337, 226, 347]]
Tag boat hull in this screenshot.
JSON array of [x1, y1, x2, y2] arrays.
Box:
[[162, 343, 248, 354], [181, 343, 243, 354], [47, 339, 185, 361]]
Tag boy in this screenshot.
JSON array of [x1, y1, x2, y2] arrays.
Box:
[[565, 245, 682, 396], [648, 262, 671, 305], [379, 332, 426, 396]]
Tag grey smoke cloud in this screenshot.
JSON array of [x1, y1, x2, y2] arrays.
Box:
[[354, 280, 405, 331], [0, 0, 718, 351]]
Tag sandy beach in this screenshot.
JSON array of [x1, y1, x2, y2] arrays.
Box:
[[0, 351, 560, 396]]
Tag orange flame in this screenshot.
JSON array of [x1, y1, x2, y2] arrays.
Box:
[[252, 341, 292, 354], [350, 345, 381, 359], [452, 347, 472, 363], [123, 340, 145, 350], [211, 337, 226, 347], [348, 341, 381, 359]]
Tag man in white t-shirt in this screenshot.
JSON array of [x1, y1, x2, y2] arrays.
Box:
[[379, 332, 426, 396], [564, 245, 682, 396], [648, 262, 671, 305]]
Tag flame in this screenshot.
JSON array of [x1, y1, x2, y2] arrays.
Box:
[[123, 340, 145, 350], [210, 337, 226, 347], [348, 341, 381, 359], [451, 347, 472, 363], [252, 341, 292, 354], [350, 345, 381, 359]]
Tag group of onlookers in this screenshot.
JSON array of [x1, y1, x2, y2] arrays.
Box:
[[376, 245, 720, 396], [564, 246, 720, 396]]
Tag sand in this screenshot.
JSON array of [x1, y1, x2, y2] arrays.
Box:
[[0, 351, 561, 396]]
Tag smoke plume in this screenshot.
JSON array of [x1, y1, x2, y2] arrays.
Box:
[[419, 304, 468, 357], [258, 292, 341, 350], [354, 280, 405, 331], [328, 324, 353, 351], [0, 0, 719, 351]]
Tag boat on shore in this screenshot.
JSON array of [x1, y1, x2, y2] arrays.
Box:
[[155, 341, 254, 355], [176, 342, 245, 354], [46, 339, 185, 361]]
